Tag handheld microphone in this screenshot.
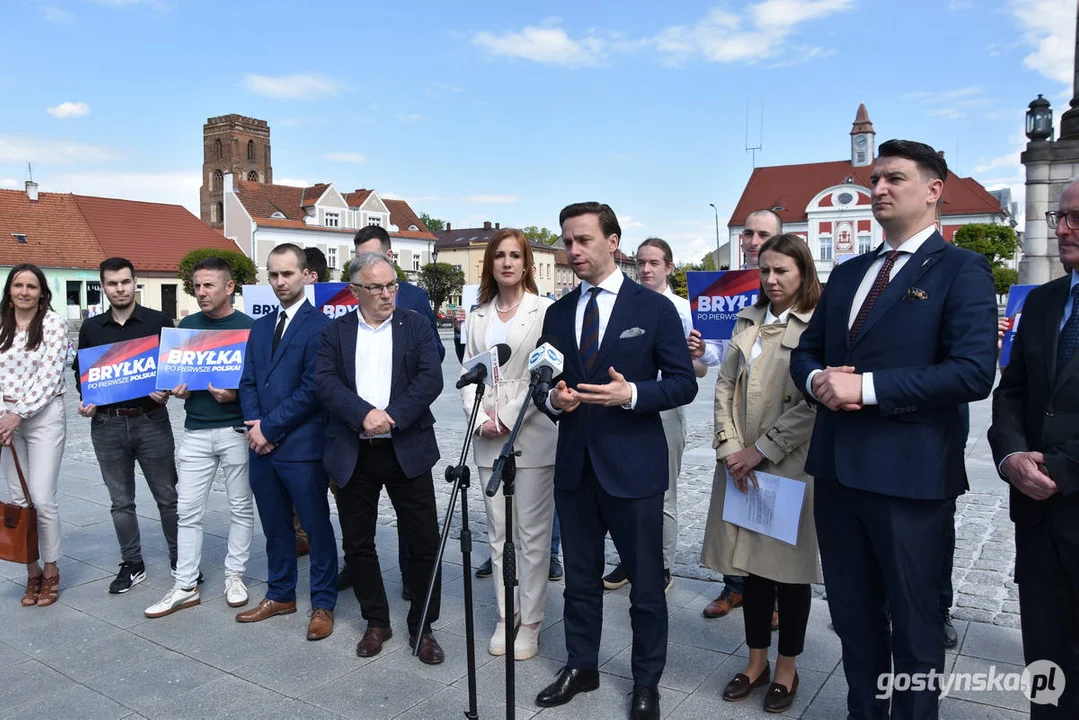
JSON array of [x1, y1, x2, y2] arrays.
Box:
[[456, 343, 511, 389], [528, 335, 564, 401]]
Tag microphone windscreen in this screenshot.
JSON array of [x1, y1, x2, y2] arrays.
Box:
[[494, 343, 511, 365]]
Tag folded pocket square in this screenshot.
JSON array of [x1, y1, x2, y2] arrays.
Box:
[[620, 327, 646, 339], [905, 287, 929, 300]]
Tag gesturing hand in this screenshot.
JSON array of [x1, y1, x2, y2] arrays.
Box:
[[550, 380, 580, 413], [1001, 451, 1059, 501], [576, 367, 633, 407]]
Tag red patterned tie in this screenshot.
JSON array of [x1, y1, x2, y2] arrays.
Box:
[[849, 250, 900, 342]]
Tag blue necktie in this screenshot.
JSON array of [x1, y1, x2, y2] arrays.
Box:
[[1057, 284, 1079, 374], [580, 287, 600, 374]]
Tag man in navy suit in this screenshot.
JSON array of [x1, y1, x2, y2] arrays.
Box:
[[315, 252, 446, 665], [534, 202, 697, 720], [790, 140, 998, 719], [236, 244, 337, 640]]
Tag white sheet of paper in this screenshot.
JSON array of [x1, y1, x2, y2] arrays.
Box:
[[721, 469, 807, 546], [459, 284, 481, 348]]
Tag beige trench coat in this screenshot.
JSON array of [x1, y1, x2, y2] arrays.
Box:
[[699, 304, 822, 585]]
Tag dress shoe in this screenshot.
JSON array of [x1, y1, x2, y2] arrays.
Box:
[[630, 685, 661, 720], [356, 625, 392, 657], [296, 539, 311, 556], [548, 555, 563, 581], [306, 608, 334, 641], [235, 598, 297, 623], [723, 662, 771, 701], [409, 632, 445, 665], [402, 583, 412, 602], [475, 558, 493, 578], [763, 672, 799, 713], [703, 588, 743, 618], [535, 667, 600, 707], [942, 610, 958, 649], [336, 564, 352, 591]]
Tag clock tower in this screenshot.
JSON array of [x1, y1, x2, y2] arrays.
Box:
[[850, 103, 875, 167]]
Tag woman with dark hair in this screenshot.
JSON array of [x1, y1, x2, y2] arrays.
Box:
[[700, 233, 822, 712], [459, 228, 556, 660], [0, 264, 68, 607]]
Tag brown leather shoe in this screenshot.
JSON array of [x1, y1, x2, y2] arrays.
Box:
[[356, 625, 393, 657], [296, 540, 311, 556], [409, 632, 445, 665], [723, 663, 771, 701], [763, 672, 799, 713], [235, 597, 297, 623], [306, 608, 334, 641], [703, 589, 743, 618]]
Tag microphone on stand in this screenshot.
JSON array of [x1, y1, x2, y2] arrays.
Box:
[[456, 343, 511, 389], [528, 335, 565, 406]]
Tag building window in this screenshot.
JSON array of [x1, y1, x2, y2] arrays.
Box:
[[214, 169, 223, 190], [820, 236, 833, 261], [247, 171, 258, 182], [215, 138, 223, 159], [856, 151, 866, 165], [858, 234, 872, 254], [327, 246, 338, 269], [413, 253, 421, 272], [216, 202, 223, 223], [325, 212, 340, 228], [247, 140, 255, 161], [367, 215, 381, 227]]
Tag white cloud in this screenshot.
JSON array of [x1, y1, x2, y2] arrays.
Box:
[[928, 108, 966, 120], [0, 178, 18, 188], [46, 101, 91, 119], [1011, 0, 1075, 86], [41, 5, 75, 22], [44, 170, 201, 214], [275, 177, 310, 187], [0, 135, 115, 164], [243, 73, 344, 100], [462, 194, 520, 204], [621, 216, 646, 230], [472, 24, 606, 67], [323, 152, 367, 164], [381, 192, 447, 203], [903, 86, 991, 121], [974, 151, 1022, 173]]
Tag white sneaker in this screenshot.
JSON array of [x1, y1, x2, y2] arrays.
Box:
[[514, 624, 540, 660], [225, 576, 248, 608], [488, 614, 520, 656], [145, 587, 200, 618]]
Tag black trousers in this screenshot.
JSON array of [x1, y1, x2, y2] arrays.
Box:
[[335, 441, 441, 636], [1016, 519, 1079, 719], [940, 499, 956, 613], [743, 574, 810, 656]]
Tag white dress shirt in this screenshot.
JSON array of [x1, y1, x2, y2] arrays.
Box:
[[275, 296, 308, 338], [663, 286, 694, 339], [749, 304, 791, 366], [354, 308, 394, 438], [807, 224, 937, 406]]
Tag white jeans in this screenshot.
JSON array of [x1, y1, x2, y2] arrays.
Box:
[[174, 427, 252, 588], [481, 464, 556, 625], [660, 405, 686, 569], [1, 397, 65, 563]]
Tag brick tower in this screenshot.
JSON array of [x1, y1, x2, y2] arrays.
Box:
[[200, 114, 272, 228]]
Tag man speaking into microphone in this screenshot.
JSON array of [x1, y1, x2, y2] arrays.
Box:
[[536, 203, 697, 720]]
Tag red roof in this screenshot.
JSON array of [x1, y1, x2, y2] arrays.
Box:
[[384, 199, 436, 240], [729, 160, 1004, 226], [0, 188, 105, 269], [73, 195, 242, 273], [344, 189, 372, 207], [233, 180, 309, 221]]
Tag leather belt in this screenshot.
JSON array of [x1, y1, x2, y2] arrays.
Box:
[[100, 406, 153, 418]]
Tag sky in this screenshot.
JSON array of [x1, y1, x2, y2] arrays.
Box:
[[0, 0, 1074, 264]]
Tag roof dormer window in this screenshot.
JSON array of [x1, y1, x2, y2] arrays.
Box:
[[12, 233, 26, 244], [270, 211, 286, 219]]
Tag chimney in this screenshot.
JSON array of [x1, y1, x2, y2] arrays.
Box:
[[446, 222, 451, 231], [483, 221, 492, 230], [25, 181, 38, 202], [495, 222, 500, 229]]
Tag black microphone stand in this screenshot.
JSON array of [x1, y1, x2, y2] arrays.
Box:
[[485, 371, 544, 720], [418, 377, 486, 720]]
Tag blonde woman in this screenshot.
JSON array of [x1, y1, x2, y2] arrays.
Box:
[[460, 228, 556, 660]]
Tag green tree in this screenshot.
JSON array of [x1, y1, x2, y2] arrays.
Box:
[[417, 262, 465, 313], [993, 267, 1019, 299], [419, 212, 445, 233], [670, 267, 689, 299], [340, 259, 408, 283], [521, 226, 560, 245], [177, 248, 257, 296], [953, 224, 1019, 268]]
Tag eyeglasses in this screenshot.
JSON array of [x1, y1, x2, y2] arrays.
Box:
[[1046, 211, 1079, 230], [350, 281, 399, 296]]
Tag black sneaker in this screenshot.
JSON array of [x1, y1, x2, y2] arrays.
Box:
[[602, 563, 629, 590], [475, 558, 493, 579], [548, 555, 564, 581], [942, 610, 958, 649], [109, 561, 146, 594]]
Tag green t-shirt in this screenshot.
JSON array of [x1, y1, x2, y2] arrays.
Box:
[[177, 309, 253, 430]]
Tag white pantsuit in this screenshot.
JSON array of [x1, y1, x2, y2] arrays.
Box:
[[659, 405, 685, 569]]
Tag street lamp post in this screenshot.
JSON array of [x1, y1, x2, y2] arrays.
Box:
[[708, 203, 720, 269]]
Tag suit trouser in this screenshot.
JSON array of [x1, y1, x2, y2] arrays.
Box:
[[251, 453, 338, 609], [1, 397, 65, 563], [481, 465, 556, 625], [1015, 518, 1079, 719], [335, 441, 441, 636], [556, 453, 667, 687], [174, 427, 253, 589], [815, 478, 950, 720], [659, 406, 685, 570]]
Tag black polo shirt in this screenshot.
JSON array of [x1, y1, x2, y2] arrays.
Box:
[[73, 304, 173, 412]]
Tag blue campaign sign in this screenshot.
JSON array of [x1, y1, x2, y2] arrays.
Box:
[[155, 328, 250, 391], [1000, 284, 1038, 369], [686, 270, 760, 340], [78, 336, 160, 406]]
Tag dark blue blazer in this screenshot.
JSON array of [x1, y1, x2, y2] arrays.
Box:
[[790, 232, 998, 500], [541, 275, 698, 499], [315, 307, 443, 485], [239, 300, 329, 462], [398, 280, 445, 363]]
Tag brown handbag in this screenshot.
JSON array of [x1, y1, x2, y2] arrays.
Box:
[[0, 446, 39, 564]]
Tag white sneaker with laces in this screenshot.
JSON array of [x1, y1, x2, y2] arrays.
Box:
[[514, 623, 541, 660], [225, 576, 248, 608], [145, 587, 200, 618]]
